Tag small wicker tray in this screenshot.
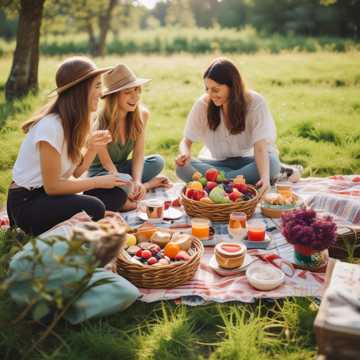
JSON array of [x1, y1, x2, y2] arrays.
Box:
[[116, 237, 204, 288], [181, 185, 260, 222]]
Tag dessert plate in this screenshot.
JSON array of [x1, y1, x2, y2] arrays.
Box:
[[209, 254, 256, 277]]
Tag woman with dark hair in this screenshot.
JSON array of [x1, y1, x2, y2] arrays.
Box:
[[176, 57, 281, 192], [7, 57, 129, 236]]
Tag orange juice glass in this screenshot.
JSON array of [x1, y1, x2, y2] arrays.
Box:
[[191, 218, 210, 240], [229, 212, 247, 229]]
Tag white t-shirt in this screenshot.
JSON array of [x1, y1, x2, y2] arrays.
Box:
[[184, 90, 277, 160], [13, 114, 76, 189]]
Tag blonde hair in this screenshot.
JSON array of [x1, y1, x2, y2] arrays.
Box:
[[97, 92, 144, 142]]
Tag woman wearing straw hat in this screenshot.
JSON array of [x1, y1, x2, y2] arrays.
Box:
[[6, 56, 140, 324], [7, 56, 130, 236], [86, 64, 170, 211]]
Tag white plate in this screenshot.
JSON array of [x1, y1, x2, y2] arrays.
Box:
[[137, 207, 184, 222], [209, 254, 256, 277]]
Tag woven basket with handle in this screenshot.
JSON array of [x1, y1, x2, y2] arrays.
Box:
[[181, 184, 260, 222], [116, 237, 204, 288]]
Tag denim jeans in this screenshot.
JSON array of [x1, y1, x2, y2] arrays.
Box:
[[114, 154, 165, 183], [176, 153, 281, 184]]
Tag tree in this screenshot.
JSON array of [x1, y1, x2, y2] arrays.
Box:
[[3, 0, 45, 100], [165, 0, 195, 27], [44, 0, 120, 57]]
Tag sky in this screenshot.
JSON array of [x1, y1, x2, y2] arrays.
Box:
[[137, 0, 159, 9]]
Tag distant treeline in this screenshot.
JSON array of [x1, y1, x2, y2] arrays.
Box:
[[1, 28, 358, 58], [1, 0, 359, 41]]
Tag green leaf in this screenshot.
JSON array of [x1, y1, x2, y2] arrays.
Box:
[[32, 302, 50, 321]]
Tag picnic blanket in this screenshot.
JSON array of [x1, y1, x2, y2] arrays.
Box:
[[1, 175, 360, 305]]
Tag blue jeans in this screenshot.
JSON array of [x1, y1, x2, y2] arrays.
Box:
[[84, 155, 165, 212], [176, 153, 281, 184], [114, 154, 165, 183]]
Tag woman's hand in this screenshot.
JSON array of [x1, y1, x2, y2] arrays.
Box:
[[87, 130, 112, 152], [175, 153, 191, 167], [256, 178, 271, 198], [94, 174, 129, 189], [128, 182, 146, 201]]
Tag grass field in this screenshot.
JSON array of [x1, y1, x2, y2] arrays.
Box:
[[0, 52, 360, 358]]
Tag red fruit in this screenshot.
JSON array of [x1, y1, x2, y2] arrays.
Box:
[[141, 250, 152, 259], [172, 198, 182, 207], [175, 250, 191, 261], [149, 244, 161, 255], [192, 190, 205, 201], [229, 191, 241, 202], [205, 168, 219, 182], [136, 248, 143, 257], [233, 183, 248, 193], [185, 188, 195, 199], [164, 200, 171, 210], [207, 181, 218, 191], [147, 257, 158, 265]]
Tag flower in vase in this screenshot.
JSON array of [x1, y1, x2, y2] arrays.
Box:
[[281, 208, 337, 251]]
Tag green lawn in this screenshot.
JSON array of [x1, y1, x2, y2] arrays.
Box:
[[0, 52, 359, 358]]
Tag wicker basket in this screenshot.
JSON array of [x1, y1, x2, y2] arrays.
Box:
[[116, 237, 204, 288], [181, 184, 260, 222], [329, 226, 360, 260]]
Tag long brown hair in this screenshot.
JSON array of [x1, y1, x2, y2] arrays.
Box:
[[22, 58, 97, 164], [96, 92, 144, 143], [203, 57, 250, 134]]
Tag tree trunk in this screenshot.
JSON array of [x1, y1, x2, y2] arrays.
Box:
[[92, 0, 117, 57], [5, 0, 45, 101]]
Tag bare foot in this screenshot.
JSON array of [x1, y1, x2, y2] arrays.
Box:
[[121, 199, 138, 211], [144, 176, 172, 191]]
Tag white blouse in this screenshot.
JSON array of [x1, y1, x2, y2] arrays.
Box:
[[184, 90, 277, 160], [13, 114, 75, 189]]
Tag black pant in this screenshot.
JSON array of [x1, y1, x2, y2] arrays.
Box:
[[83, 187, 128, 212], [7, 187, 106, 236]]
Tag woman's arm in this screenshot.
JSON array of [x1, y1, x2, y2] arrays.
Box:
[[39, 141, 124, 195], [131, 110, 149, 183], [97, 146, 118, 174], [254, 139, 270, 190], [176, 137, 192, 166], [73, 130, 112, 178]]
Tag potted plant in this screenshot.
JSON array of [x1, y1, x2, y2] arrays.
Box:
[[281, 208, 337, 271]]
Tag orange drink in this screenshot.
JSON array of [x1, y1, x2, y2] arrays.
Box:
[[228, 211, 247, 241], [247, 220, 266, 241], [191, 218, 210, 240]]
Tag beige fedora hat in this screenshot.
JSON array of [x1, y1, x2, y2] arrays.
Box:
[[49, 56, 111, 96], [101, 64, 151, 98]]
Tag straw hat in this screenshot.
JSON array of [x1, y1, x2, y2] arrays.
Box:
[[101, 64, 151, 98], [49, 57, 111, 96]]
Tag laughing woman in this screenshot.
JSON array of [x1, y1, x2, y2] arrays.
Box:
[[6, 57, 140, 324], [86, 64, 170, 211], [6, 57, 132, 236], [176, 57, 281, 193]]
